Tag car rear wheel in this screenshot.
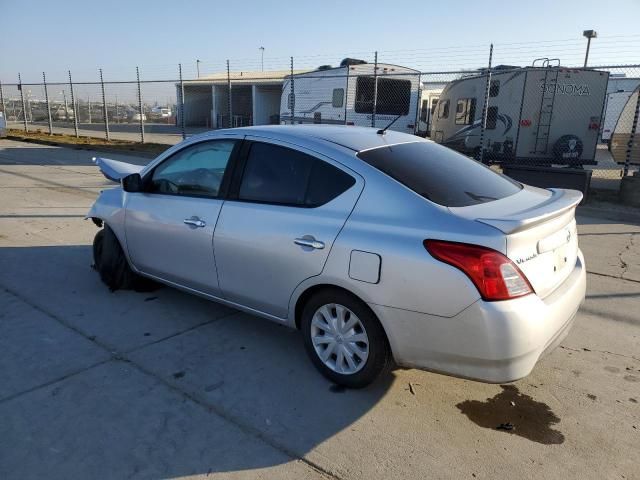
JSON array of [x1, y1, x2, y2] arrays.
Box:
[[301, 289, 391, 388]]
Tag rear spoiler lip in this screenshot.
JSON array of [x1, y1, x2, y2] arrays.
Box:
[[93, 157, 144, 182], [475, 188, 583, 235]]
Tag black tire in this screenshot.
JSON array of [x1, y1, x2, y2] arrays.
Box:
[[301, 289, 391, 388], [93, 226, 159, 292], [92, 229, 105, 273]]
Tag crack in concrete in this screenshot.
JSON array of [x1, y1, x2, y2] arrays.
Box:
[[615, 232, 638, 280], [587, 270, 640, 284], [560, 345, 640, 363]]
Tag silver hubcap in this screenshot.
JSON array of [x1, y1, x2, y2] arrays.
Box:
[[310, 303, 369, 375]]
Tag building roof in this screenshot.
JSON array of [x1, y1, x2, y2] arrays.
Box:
[[183, 69, 312, 86]]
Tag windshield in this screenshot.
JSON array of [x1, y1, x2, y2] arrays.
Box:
[[357, 141, 522, 207]]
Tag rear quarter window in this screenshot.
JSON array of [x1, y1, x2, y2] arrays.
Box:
[[357, 141, 521, 207]]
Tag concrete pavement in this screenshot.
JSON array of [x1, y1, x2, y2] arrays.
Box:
[[0, 139, 638, 480]]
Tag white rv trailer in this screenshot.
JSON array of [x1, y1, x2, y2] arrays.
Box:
[[601, 78, 640, 142], [430, 60, 609, 166], [416, 87, 443, 137], [609, 85, 640, 165], [280, 63, 421, 135]]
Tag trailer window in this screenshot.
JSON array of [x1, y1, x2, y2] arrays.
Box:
[[354, 77, 411, 115], [332, 88, 344, 108], [437, 99, 449, 119], [486, 106, 498, 130], [490, 80, 500, 97], [357, 141, 522, 207], [455, 98, 476, 125], [420, 99, 429, 122]]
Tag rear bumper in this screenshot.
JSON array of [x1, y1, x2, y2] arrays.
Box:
[[371, 249, 587, 383]]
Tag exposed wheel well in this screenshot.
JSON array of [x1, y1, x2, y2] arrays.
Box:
[[294, 284, 378, 332]]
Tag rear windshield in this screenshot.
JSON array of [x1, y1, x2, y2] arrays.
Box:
[[357, 141, 521, 207]]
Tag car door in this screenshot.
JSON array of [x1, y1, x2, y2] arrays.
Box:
[[125, 138, 239, 295], [213, 138, 363, 318]]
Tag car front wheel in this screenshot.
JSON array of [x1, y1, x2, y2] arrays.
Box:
[[93, 225, 157, 292], [301, 289, 391, 388]]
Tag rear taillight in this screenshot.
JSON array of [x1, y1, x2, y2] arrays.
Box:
[[424, 240, 533, 301]]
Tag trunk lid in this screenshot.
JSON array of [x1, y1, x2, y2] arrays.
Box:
[[449, 185, 582, 298], [94, 157, 144, 182]]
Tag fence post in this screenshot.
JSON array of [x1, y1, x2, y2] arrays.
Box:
[[227, 60, 232, 128], [99, 69, 110, 141], [179, 63, 186, 139], [18, 73, 28, 132], [344, 65, 349, 125], [478, 43, 494, 164], [68, 70, 79, 138], [43, 72, 53, 135], [290, 56, 295, 124], [136, 66, 145, 143], [623, 88, 640, 177], [372, 51, 378, 128], [413, 72, 422, 135], [0, 81, 5, 120]]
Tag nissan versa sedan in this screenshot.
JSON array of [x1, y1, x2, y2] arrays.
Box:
[[88, 125, 586, 388]]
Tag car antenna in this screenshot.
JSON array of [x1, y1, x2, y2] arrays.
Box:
[[377, 114, 402, 135]]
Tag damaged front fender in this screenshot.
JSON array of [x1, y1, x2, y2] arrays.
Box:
[[86, 187, 127, 243]]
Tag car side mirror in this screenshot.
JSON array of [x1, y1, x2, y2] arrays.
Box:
[[122, 173, 144, 193]]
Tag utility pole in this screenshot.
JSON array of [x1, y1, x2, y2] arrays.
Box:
[[196, 59, 201, 79], [259, 46, 265, 72], [583, 30, 597, 67]]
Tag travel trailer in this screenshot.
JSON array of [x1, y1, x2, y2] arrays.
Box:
[[280, 61, 421, 135], [602, 91, 635, 142], [601, 78, 640, 142], [416, 87, 443, 137], [430, 60, 609, 166], [609, 85, 640, 165]]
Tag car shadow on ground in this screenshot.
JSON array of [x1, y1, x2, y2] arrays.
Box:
[[0, 244, 395, 478]]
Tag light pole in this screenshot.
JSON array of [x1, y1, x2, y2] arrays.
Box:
[[196, 59, 201, 78], [583, 30, 597, 67], [259, 46, 265, 72]]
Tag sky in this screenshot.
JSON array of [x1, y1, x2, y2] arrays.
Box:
[[2, 0, 640, 84]]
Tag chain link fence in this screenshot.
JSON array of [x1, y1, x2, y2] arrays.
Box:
[[1, 46, 639, 195]]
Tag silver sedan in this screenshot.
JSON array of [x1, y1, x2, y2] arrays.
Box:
[[88, 125, 586, 388]]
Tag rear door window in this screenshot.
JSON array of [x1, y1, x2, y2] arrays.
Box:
[[238, 142, 355, 207], [357, 141, 521, 207]]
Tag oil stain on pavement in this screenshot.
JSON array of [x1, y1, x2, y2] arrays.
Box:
[[456, 385, 565, 444]]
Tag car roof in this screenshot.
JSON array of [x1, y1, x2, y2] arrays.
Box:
[[222, 125, 423, 152]]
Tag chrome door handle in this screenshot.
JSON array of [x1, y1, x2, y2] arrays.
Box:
[[294, 237, 325, 249], [184, 217, 206, 228]]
